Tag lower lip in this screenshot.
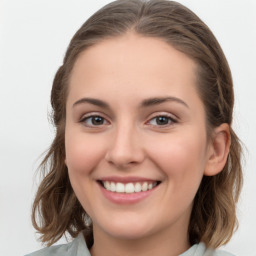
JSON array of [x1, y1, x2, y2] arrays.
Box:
[[98, 183, 158, 204]]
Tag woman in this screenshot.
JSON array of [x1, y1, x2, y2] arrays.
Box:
[[26, 0, 242, 255]]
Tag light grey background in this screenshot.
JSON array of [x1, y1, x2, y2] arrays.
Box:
[[0, 0, 255, 255]]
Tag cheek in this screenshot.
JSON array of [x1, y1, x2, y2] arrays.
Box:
[[65, 132, 106, 175], [147, 131, 208, 185], [64, 132, 107, 213], [64, 132, 109, 216]]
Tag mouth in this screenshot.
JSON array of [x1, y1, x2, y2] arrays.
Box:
[[97, 180, 161, 194]]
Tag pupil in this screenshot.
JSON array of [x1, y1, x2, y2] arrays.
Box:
[[92, 116, 104, 125], [157, 116, 168, 125]]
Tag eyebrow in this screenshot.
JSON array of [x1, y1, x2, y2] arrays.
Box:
[[73, 98, 111, 109], [140, 96, 189, 108], [72, 96, 189, 109]]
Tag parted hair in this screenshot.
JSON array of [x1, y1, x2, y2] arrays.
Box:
[[32, 0, 243, 249]]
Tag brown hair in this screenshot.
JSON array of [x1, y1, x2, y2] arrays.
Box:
[[32, 0, 243, 249]]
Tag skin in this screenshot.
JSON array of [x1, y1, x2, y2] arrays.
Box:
[[65, 32, 230, 256]]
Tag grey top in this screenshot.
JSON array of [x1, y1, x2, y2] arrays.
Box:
[[25, 232, 235, 256]]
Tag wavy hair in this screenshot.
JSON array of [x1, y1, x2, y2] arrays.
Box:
[[32, 0, 243, 248]]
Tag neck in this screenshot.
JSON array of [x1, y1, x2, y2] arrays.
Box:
[[90, 222, 191, 256]]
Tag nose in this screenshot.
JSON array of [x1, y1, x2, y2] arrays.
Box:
[[105, 123, 145, 169]]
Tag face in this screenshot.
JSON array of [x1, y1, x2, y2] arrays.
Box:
[[65, 33, 213, 242]]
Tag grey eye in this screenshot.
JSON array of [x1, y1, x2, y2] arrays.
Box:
[[149, 116, 175, 126], [155, 116, 170, 125], [91, 116, 105, 125], [81, 115, 108, 126]]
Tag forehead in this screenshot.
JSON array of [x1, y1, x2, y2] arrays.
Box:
[[73, 32, 197, 80], [68, 32, 201, 109]]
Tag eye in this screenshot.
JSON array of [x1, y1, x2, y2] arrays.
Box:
[[147, 115, 177, 127], [80, 115, 109, 127]]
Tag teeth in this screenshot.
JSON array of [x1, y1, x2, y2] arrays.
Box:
[[134, 182, 141, 192], [116, 182, 125, 193], [110, 182, 116, 192], [125, 183, 134, 193], [102, 181, 158, 193], [142, 182, 148, 191], [105, 181, 111, 190]]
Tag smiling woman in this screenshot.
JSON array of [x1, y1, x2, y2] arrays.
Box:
[[65, 36, 212, 248], [26, 1, 242, 256]]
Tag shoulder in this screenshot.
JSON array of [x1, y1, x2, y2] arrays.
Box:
[[25, 232, 91, 256], [24, 243, 70, 256], [201, 243, 235, 256], [212, 250, 235, 256], [180, 243, 235, 256]]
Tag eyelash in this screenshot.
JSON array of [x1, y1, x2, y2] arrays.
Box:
[[80, 114, 109, 127], [79, 113, 177, 128], [147, 115, 177, 127]]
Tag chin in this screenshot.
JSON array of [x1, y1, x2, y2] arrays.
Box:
[[97, 216, 154, 240]]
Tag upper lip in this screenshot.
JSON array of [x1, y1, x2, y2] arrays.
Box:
[[97, 176, 160, 183]]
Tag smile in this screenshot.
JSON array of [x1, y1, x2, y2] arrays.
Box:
[[97, 177, 161, 204], [101, 181, 159, 193]]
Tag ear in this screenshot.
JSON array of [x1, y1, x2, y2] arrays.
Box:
[[204, 123, 231, 176]]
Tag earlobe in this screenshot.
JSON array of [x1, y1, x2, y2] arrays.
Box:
[[204, 123, 231, 176]]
